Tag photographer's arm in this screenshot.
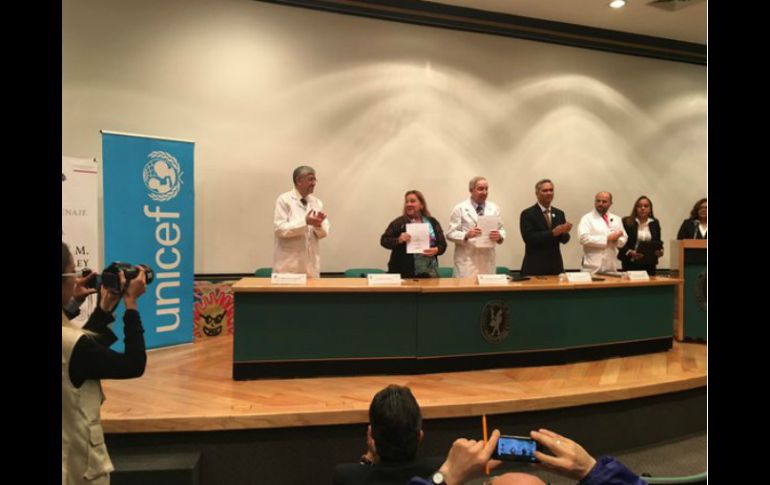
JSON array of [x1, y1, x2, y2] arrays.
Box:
[[68, 310, 146, 387], [79, 282, 123, 346], [68, 269, 149, 388]]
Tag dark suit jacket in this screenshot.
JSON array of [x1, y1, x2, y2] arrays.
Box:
[[676, 218, 707, 240], [333, 456, 443, 485], [618, 218, 662, 275], [519, 204, 570, 276], [380, 215, 447, 278]]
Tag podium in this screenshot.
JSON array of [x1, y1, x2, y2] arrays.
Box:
[[671, 240, 707, 341]]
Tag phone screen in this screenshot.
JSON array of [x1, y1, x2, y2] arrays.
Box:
[[492, 435, 538, 463]]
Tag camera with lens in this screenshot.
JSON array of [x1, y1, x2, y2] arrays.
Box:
[[82, 262, 154, 293], [102, 262, 154, 293]]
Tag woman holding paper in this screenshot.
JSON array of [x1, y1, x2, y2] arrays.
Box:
[[618, 196, 663, 275], [380, 190, 447, 278]]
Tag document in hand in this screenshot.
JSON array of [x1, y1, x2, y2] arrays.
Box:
[[406, 222, 430, 254], [635, 240, 663, 265], [474, 215, 501, 248]]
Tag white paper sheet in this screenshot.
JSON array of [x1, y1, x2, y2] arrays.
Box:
[[473, 215, 501, 248], [406, 222, 430, 254]]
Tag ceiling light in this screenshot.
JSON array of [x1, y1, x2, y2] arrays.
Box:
[[610, 0, 627, 8]]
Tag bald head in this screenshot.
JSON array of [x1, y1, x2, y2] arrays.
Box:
[[594, 191, 613, 215], [493, 472, 547, 485]]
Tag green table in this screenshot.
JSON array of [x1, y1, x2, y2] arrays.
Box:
[[232, 276, 678, 379]]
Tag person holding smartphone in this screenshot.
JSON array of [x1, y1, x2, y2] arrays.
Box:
[[408, 430, 545, 485], [530, 429, 647, 485], [62, 241, 148, 485]]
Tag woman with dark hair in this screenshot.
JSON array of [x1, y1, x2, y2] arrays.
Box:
[[62, 241, 147, 484], [380, 190, 447, 278], [618, 196, 663, 275], [676, 198, 707, 240]]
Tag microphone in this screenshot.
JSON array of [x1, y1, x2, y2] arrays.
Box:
[[693, 219, 699, 238]]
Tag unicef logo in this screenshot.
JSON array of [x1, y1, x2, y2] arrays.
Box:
[[143, 151, 183, 201]]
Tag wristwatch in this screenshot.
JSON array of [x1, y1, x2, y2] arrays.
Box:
[[431, 471, 446, 484]]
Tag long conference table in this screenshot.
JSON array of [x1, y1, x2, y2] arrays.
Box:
[[231, 276, 681, 379]]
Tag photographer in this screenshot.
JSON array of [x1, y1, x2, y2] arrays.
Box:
[[61, 242, 148, 485]]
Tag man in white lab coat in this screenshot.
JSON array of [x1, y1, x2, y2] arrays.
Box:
[[577, 191, 627, 273], [446, 176, 506, 278], [272, 165, 330, 278]]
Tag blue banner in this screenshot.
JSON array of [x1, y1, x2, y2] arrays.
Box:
[[102, 131, 195, 350]]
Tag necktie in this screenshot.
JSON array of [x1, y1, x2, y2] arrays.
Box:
[[602, 213, 609, 226], [544, 209, 552, 229], [476, 204, 484, 216], [300, 197, 308, 208]]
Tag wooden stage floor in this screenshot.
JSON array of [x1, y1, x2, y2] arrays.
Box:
[[102, 335, 706, 434]]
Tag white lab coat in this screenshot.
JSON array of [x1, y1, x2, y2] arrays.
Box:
[[446, 199, 506, 277], [272, 189, 330, 278], [577, 210, 627, 273]]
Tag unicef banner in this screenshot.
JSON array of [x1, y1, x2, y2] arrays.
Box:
[[102, 131, 194, 350], [62, 156, 100, 327]]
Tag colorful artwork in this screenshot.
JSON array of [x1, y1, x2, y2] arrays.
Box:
[[193, 281, 236, 340]]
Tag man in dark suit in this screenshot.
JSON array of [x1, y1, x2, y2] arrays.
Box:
[[333, 385, 442, 485], [519, 179, 573, 276]]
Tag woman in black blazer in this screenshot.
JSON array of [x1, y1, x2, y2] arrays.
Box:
[[618, 196, 663, 275], [676, 198, 707, 240], [380, 190, 447, 278]]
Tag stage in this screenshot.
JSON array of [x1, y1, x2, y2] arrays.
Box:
[[101, 335, 705, 433]]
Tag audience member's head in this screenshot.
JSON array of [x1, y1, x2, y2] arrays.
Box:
[[493, 472, 547, 485], [369, 384, 423, 463]]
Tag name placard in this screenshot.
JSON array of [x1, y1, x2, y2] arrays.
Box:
[[625, 270, 650, 281], [270, 273, 307, 285], [368, 273, 402, 285], [477, 274, 509, 285], [565, 272, 593, 283]]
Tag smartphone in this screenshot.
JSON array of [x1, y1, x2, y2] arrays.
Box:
[[491, 435, 538, 463]]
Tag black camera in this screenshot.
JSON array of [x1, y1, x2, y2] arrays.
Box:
[[102, 262, 154, 293], [82, 262, 154, 293]]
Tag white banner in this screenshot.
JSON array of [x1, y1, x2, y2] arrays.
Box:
[[62, 156, 100, 326]]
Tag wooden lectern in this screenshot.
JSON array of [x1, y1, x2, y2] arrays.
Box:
[[671, 240, 707, 341]]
